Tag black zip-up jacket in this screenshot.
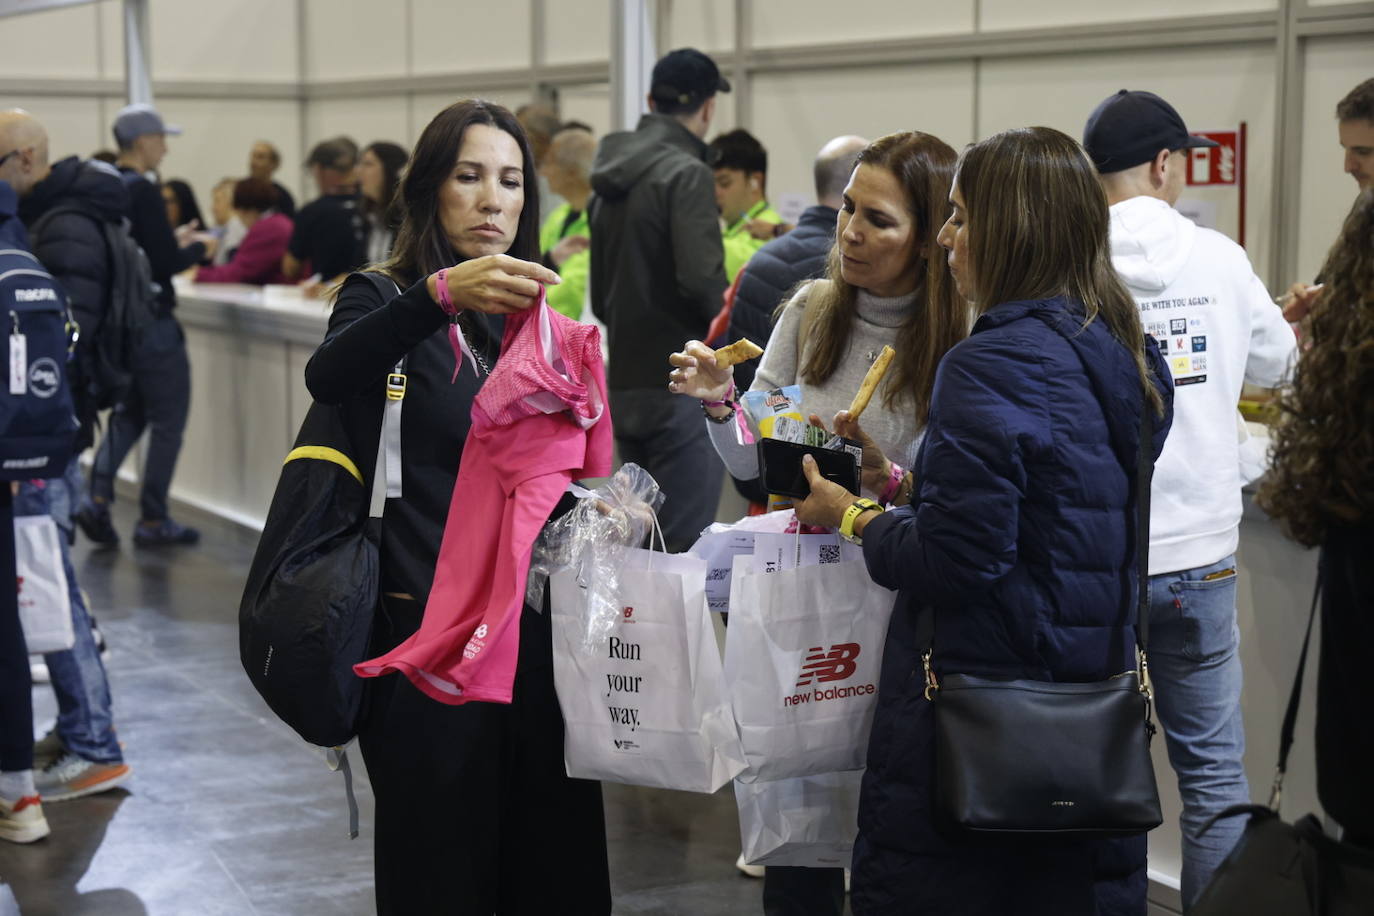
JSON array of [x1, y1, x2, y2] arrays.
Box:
[[19, 157, 130, 445], [588, 113, 727, 390], [118, 166, 205, 311]]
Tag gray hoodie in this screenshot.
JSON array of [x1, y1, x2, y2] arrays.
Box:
[[588, 113, 728, 389], [1109, 195, 1295, 573]]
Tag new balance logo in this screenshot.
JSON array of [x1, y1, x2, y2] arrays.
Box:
[[796, 643, 860, 687]]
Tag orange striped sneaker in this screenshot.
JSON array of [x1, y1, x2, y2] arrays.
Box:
[[0, 794, 50, 843], [35, 753, 131, 802]]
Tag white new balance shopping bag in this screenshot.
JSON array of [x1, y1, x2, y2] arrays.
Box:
[[736, 770, 863, 868], [14, 514, 73, 654], [725, 533, 896, 782], [551, 546, 747, 793]]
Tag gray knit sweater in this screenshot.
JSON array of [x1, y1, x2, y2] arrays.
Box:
[[706, 280, 924, 491]]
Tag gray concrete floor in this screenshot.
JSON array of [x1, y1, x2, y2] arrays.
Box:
[[0, 499, 792, 916]]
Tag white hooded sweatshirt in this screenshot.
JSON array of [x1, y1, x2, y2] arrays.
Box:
[[1109, 196, 1296, 575]]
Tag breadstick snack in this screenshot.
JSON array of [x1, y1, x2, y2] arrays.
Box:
[[713, 338, 764, 369], [847, 345, 895, 420]]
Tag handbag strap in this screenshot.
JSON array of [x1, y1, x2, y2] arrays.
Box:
[[1269, 572, 1323, 810], [1136, 405, 1153, 657], [360, 272, 406, 519]]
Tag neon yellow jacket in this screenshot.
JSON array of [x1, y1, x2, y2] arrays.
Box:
[[721, 200, 783, 283], [539, 204, 589, 320]]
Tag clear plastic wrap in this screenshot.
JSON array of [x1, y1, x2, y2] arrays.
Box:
[[525, 463, 666, 653]]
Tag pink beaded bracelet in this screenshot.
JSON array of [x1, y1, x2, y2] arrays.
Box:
[[702, 380, 736, 409], [879, 460, 905, 505]]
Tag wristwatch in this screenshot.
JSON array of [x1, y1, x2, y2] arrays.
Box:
[[839, 498, 882, 545]]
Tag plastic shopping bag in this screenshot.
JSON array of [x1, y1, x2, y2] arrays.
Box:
[[736, 770, 863, 868], [551, 545, 747, 793], [14, 514, 73, 654], [725, 535, 895, 781]]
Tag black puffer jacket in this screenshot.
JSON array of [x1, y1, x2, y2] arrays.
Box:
[[588, 113, 728, 390], [19, 156, 129, 445]]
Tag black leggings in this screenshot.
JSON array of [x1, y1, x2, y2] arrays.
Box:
[[0, 485, 34, 773], [359, 595, 611, 915]]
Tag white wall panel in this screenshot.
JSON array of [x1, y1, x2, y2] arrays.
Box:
[[28, 97, 105, 164], [0, 2, 101, 79], [409, 90, 531, 147], [546, 1, 610, 64], [979, 0, 1275, 31], [411, 0, 532, 74], [979, 45, 1277, 279], [559, 83, 612, 135], [749, 63, 976, 207], [751, 0, 975, 46], [303, 0, 407, 81], [96, 0, 124, 80], [147, 0, 298, 82], [156, 99, 301, 219], [1295, 36, 1370, 282], [667, 0, 733, 54]]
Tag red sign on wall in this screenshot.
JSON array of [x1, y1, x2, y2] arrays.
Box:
[[1187, 131, 1239, 186]]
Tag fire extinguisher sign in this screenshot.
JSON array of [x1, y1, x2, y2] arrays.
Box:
[[1187, 131, 1240, 186]]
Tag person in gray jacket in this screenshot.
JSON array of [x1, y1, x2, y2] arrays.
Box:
[[588, 48, 731, 552]]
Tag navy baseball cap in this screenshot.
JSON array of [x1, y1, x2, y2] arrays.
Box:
[[112, 104, 182, 146], [1083, 90, 1218, 174], [650, 48, 731, 112]]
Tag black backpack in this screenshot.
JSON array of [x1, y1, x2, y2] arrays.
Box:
[[239, 273, 405, 749], [0, 244, 79, 480], [30, 206, 158, 409]]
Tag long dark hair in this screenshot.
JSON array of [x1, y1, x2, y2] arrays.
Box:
[[1259, 189, 1374, 546], [955, 127, 1164, 415], [361, 140, 409, 230], [380, 100, 541, 284], [796, 131, 966, 429], [164, 178, 203, 228]]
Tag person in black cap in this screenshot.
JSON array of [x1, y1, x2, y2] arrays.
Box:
[[1084, 88, 1297, 910], [588, 48, 732, 553]]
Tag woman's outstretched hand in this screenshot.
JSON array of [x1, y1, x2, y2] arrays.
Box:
[[428, 254, 561, 315], [668, 340, 734, 404], [809, 409, 891, 498]]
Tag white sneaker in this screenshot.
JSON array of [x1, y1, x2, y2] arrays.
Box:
[[0, 794, 50, 844], [35, 752, 131, 802], [735, 852, 765, 878]]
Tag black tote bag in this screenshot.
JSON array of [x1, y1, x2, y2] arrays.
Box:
[[1191, 577, 1374, 915]]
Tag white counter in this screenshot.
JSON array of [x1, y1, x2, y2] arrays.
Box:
[[164, 281, 327, 530], [145, 287, 1323, 914]]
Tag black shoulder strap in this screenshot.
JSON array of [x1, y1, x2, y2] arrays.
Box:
[[1269, 573, 1322, 809], [1136, 405, 1153, 654]]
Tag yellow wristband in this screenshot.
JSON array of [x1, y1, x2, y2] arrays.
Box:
[[840, 498, 883, 545]]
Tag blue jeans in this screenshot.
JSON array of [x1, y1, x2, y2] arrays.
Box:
[[90, 313, 191, 522], [1148, 555, 1248, 910], [15, 462, 123, 765]]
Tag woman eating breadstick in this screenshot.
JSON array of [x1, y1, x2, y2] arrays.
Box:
[[668, 131, 969, 505]]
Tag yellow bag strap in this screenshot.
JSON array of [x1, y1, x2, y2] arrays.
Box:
[[284, 446, 363, 486]]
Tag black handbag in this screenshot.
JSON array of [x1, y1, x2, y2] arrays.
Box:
[[924, 408, 1164, 835], [1191, 577, 1374, 915]]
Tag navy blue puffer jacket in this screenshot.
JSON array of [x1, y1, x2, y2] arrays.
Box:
[[850, 296, 1173, 916]]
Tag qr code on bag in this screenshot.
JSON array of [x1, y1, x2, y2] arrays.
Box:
[[819, 543, 841, 564]]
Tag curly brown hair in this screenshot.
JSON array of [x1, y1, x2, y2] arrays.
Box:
[[1258, 189, 1374, 546]]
